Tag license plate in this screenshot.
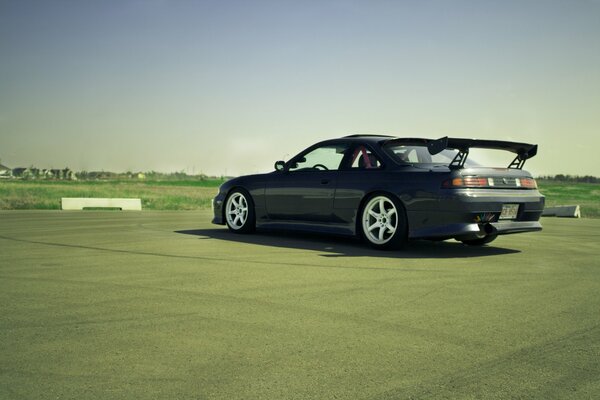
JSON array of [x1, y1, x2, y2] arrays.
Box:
[[500, 204, 519, 220]]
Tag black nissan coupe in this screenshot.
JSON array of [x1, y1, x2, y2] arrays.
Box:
[[212, 135, 544, 249]]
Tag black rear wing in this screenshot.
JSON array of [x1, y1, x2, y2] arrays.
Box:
[[384, 137, 538, 169]]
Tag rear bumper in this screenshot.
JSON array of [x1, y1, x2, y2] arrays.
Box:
[[488, 220, 543, 235], [407, 188, 544, 240], [410, 220, 542, 240]]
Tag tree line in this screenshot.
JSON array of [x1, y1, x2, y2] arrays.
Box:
[[1, 167, 221, 181], [537, 175, 599, 183]]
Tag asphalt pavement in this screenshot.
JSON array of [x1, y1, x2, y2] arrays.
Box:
[[1, 211, 599, 399]]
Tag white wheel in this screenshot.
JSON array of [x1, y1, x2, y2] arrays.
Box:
[[225, 190, 254, 232], [361, 194, 407, 249]]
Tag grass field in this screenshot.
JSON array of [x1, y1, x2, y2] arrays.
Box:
[[0, 179, 224, 210], [1, 211, 599, 399], [537, 179, 600, 218], [1, 178, 599, 217]]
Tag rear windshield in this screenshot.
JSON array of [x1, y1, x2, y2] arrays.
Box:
[[383, 144, 516, 168], [384, 144, 469, 165]]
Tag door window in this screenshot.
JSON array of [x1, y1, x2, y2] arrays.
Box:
[[289, 145, 349, 172]]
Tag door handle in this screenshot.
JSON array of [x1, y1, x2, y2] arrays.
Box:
[[321, 179, 330, 185]]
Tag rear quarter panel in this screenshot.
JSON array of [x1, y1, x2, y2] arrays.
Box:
[[333, 169, 447, 228]]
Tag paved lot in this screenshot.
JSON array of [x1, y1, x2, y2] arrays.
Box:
[[1, 211, 599, 399]]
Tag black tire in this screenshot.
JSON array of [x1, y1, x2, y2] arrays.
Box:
[[461, 234, 498, 246], [359, 193, 408, 250], [224, 188, 256, 234]]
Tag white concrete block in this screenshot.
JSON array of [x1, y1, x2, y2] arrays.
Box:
[[542, 205, 580, 218], [61, 198, 142, 211]]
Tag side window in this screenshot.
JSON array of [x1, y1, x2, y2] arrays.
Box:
[[289, 145, 349, 172], [348, 145, 383, 169]]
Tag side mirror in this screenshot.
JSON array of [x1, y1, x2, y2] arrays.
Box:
[[274, 161, 286, 172]]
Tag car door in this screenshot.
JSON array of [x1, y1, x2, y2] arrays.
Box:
[[334, 143, 386, 222], [265, 143, 350, 222]]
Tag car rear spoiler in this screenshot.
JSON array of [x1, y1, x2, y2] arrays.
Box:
[[384, 137, 538, 169]]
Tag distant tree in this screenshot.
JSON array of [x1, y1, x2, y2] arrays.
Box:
[[537, 174, 599, 183]]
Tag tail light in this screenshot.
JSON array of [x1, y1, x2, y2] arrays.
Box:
[[519, 177, 537, 189], [442, 176, 538, 189], [442, 177, 488, 188]]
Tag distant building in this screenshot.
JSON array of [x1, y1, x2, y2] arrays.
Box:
[[6, 165, 77, 180], [0, 163, 12, 178]]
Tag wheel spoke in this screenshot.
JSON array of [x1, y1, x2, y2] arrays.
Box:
[[379, 199, 385, 213], [368, 209, 379, 219], [387, 208, 396, 217], [234, 215, 241, 225], [386, 223, 396, 233], [368, 222, 379, 231], [378, 227, 385, 241]]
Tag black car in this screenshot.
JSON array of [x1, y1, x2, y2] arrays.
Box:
[[212, 135, 544, 249]]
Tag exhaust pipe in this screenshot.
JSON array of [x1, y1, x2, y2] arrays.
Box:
[[484, 223, 497, 235]]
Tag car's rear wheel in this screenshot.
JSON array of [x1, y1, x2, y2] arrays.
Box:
[[225, 189, 255, 233], [360, 194, 408, 250], [461, 234, 498, 246]]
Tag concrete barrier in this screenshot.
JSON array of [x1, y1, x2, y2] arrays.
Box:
[[61, 198, 142, 211], [542, 205, 580, 218]]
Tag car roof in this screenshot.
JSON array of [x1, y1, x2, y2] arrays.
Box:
[[335, 135, 444, 145], [322, 134, 431, 146], [343, 134, 393, 139], [308, 135, 438, 149], [328, 134, 394, 144]]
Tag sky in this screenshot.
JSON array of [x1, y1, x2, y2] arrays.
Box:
[[1, 0, 599, 177]]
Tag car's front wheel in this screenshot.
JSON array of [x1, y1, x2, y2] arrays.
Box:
[[360, 194, 408, 250], [224, 189, 255, 233]]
